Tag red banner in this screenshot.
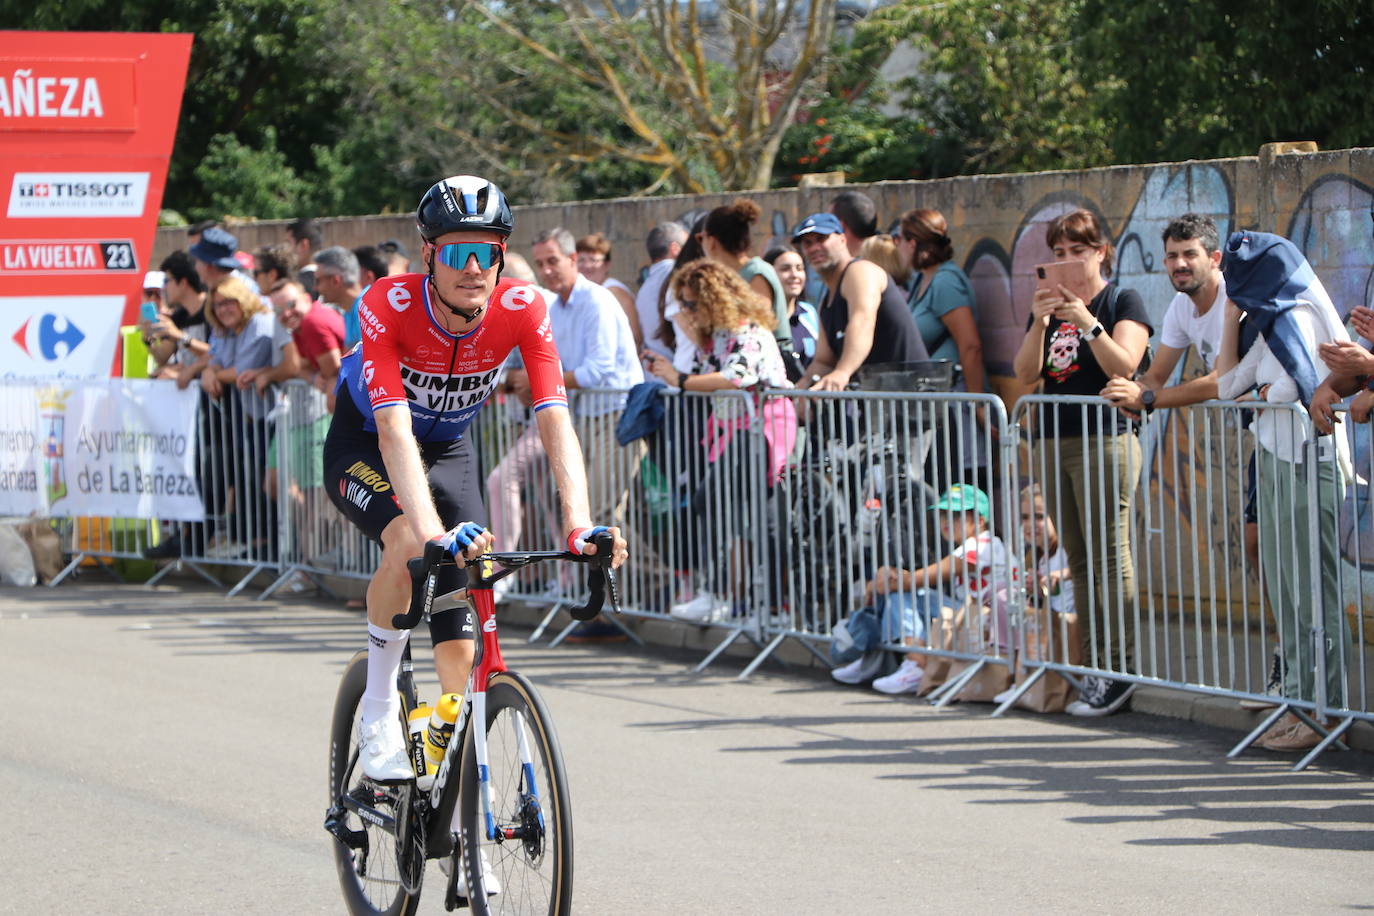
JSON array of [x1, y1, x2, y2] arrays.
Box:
[[0, 32, 191, 378]]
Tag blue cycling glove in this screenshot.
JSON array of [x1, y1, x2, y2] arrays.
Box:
[[437, 521, 487, 557]]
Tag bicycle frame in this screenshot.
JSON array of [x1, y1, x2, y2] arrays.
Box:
[[412, 543, 616, 859]]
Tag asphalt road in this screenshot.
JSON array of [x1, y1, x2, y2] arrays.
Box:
[[3, 580, 1373, 915]]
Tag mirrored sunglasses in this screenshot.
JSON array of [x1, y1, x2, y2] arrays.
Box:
[[436, 241, 504, 271]]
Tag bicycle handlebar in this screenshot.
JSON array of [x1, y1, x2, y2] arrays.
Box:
[[391, 532, 621, 630]]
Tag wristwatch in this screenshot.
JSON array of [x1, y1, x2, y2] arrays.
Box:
[[1141, 388, 1157, 413], [1082, 321, 1105, 341]]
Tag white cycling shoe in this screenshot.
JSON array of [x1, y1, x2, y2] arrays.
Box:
[[441, 850, 502, 897], [358, 713, 413, 783]]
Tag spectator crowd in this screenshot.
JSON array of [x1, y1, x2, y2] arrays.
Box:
[[129, 190, 1371, 752]]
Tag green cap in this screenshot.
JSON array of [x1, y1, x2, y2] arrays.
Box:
[[931, 484, 991, 519]]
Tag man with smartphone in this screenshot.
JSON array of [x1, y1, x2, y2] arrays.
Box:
[[1100, 213, 1226, 414]]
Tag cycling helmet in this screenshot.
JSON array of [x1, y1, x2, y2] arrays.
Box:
[[416, 175, 514, 240]]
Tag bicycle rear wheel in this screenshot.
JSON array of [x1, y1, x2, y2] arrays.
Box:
[[327, 650, 422, 916], [459, 671, 573, 916]]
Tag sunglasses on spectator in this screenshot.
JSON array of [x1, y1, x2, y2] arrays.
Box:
[[436, 242, 505, 271], [212, 298, 241, 309]]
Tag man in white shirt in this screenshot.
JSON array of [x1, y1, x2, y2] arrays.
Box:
[[634, 222, 687, 357], [487, 228, 644, 629], [1101, 213, 1226, 414]]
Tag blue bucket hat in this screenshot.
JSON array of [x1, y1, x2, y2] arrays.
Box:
[[189, 226, 242, 270], [791, 212, 843, 241]]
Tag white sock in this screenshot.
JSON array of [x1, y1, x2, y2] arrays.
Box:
[[362, 623, 409, 724]]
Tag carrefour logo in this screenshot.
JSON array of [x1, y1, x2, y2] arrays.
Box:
[[12, 313, 85, 361], [8, 172, 149, 218]]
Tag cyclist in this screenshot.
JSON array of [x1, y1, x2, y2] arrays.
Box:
[[323, 174, 628, 782]]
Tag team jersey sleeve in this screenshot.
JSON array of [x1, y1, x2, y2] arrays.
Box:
[[501, 283, 567, 412], [358, 280, 408, 412]]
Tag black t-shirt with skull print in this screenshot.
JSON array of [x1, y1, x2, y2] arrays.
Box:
[[1029, 283, 1152, 437]]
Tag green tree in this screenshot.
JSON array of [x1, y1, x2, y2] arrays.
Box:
[[1, 0, 430, 220], [1077, 0, 1374, 163], [852, 0, 1115, 175], [335, 0, 840, 198]]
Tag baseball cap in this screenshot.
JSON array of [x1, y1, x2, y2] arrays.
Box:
[[931, 484, 991, 519], [791, 212, 843, 241], [142, 270, 166, 290]]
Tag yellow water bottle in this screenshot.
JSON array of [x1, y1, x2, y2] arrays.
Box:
[[408, 703, 433, 783], [423, 693, 463, 774]]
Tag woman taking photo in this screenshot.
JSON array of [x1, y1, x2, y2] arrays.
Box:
[[644, 259, 792, 624], [1011, 208, 1151, 717]]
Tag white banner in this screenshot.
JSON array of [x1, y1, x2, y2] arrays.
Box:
[[0, 378, 203, 520]]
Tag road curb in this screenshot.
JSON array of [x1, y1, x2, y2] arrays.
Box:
[[506, 598, 1374, 757]]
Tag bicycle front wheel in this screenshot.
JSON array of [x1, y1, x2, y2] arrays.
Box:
[[327, 650, 421, 916], [459, 671, 573, 916]]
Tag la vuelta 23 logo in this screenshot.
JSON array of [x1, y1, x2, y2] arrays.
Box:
[[12, 313, 84, 361]]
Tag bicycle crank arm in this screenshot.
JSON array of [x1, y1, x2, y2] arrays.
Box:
[[338, 789, 399, 835], [324, 803, 371, 851]]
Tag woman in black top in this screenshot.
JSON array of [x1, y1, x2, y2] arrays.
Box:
[[1012, 209, 1152, 715]]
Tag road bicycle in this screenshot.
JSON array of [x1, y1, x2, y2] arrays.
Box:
[[325, 533, 619, 914]]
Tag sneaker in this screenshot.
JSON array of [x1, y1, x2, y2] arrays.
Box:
[[871, 658, 924, 695], [143, 534, 181, 560], [670, 590, 731, 624], [1240, 647, 1285, 710], [1065, 676, 1136, 717], [830, 651, 886, 685], [442, 850, 502, 897], [358, 712, 413, 783], [204, 537, 248, 560], [491, 576, 514, 604], [563, 617, 628, 643]]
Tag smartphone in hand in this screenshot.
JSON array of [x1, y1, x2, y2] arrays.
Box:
[[140, 301, 160, 324], [1034, 260, 1096, 305]]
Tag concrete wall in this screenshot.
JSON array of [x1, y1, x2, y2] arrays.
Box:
[[155, 145, 1374, 383]]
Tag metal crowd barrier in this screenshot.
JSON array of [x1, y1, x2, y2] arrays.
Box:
[[32, 374, 1374, 769], [754, 388, 1018, 695]]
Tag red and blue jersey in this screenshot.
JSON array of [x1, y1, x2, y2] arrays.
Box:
[[337, 273, 567, 442]]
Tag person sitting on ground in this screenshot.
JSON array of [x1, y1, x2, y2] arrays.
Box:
[[831, 485, 1017, 695], [643, 259, 793, 624], [1019, 484, 1073, 616]]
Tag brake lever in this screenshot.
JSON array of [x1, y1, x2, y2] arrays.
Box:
[[567, 532, 621, 621]]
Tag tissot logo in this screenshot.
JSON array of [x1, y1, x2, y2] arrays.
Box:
[[8, 172, 149, 218]]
